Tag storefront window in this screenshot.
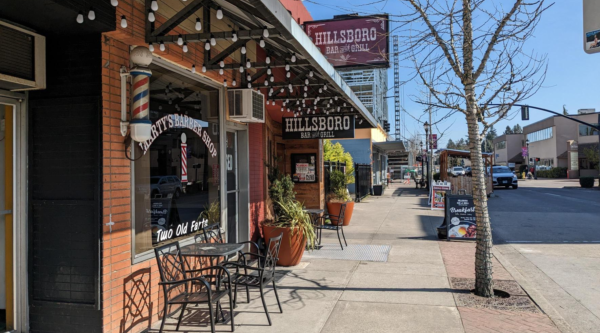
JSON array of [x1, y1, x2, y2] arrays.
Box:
[[133, 63, 221, 256]]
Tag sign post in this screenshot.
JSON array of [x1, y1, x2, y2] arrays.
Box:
[[431, 181, 451, 211]]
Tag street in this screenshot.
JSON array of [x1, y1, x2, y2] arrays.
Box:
[[488, 179, 600, 333]]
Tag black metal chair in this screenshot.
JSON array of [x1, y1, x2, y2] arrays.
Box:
[[154, 242, 234, 333], [316, 203, 348, 250], [222, 233, 283, 326]]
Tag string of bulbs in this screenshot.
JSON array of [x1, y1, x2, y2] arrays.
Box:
[[78, 0, 363, 120]]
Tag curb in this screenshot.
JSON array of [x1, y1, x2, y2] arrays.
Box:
[[493, 247, 576, 333]]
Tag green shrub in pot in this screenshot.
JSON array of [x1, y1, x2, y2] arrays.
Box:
[[580, 177, 595, 188]]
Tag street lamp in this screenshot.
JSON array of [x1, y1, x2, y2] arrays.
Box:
[[423, 121, 431, 189], [525, 139, 530, 179], [420, 141, 424, 184]]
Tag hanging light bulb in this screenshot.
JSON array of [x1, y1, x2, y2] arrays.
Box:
[[247, 82, 252, 88], [205, 40, 211, 51], [239, 65, 244, 73], [219, 68, 224, 75], [246, 74, 251, 81], [285, 62, 290, 71], [264, 80, 269, 86], [159, 41, 165, 51], [148, 10, 155, 22], [216, 6, 223, 20], [182, 42, 188, 53], [337, 106, 341, 112], [259, 37, 265, 48], [121, 15, 127, 28], [210, 34, 216, 46], [309, 70, 314, 77], [286, 72, 291, 78], [281, 107, 284, 112], [263, 27, 269, 38], [191, 64, 196, 73], [270, 76, 274, 82], [319, 88, 322, 94], [286, 99, 289, 104], [324, 84, 328, 90], [330, 99, 333, 104], [287, 108, 290, 112], [305, 78, 309, 85], [195, 18, 202, 31], [202, 64, 207, 73], [232, 31, 238, 42], [304, 86, 308, 91], [177, 35, 184, 46], [344, 102, 347, 107], [280, 88, 284, 93], [304, 92, 307, 97], [246, 59, 251, 68], [288, 83, 292, 90], [111, 0, 119, 6], [223, 79, 227, 87], [334, 96, 338, 101], [88, 7, 96, 20], [267, 66, 272, 75], [219, 60, 225, 68], [265, 56, 271, 64], [291, 53, 297, 62], [149, 42, 154, 52], [151, 0, 158, 11], [241, 45, 247, 54], [232, 79, 237, 86], [76, 11, 84, 24]]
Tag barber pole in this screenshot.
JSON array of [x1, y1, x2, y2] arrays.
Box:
[[181, 133, 188, 183], [131, 68, 151, 121]]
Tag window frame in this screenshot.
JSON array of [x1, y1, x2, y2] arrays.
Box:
[[130, 57, 226, 264]]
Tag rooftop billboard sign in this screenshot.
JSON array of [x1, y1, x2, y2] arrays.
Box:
[[304, 15, 389, 68]]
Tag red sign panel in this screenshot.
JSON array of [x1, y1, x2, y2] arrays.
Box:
[[430, 134, 438, 150], [304, 15, 389, 68]]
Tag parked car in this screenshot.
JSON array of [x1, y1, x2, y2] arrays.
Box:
[[451, 166, 465, 177], [490, 166, 518, 189], [465, 166, 472, 176], [151, 175, 182, 198]]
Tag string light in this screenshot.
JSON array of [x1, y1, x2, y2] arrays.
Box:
[[247, 83, 252, 88], [319, 88, 322, 93], [223, 79, 227, 87], [267, 66, 272, 75], [270, 76, 274, 82], [88, 7, 96, 20], [288, 83, 292, 90], [177, 35, 184, 46], [160, 41, 165, 51], [76, 11, 84, 24], [219, 60, 225, 68], [264, 80, 269, 86], [151, 0, 158, 11], [216, 7, 223, 20], [241, 45, 247, 54], [247, 74, 251, 81], [232, 31, 238, 42], [291, 53, 297, 62], [111, 0, 119, 6], [149, 42, 154, 52], [205, 40, 211, 51], [304, 86, 308, 91], [148, 10, 155, 22], [210, 34, 216, 46], [195, 18, 202, 31], [263, 27, 269, 38], [286, 72, 291, 78], [246, 59, 251, 68], [120, 16, 127, 28], [280, 88, 284, 93], [191, 64, 196, 73], [266, 56, 271, 64], [305, 79, 309, 85], [232, 79, 237, 86], [202, 64, 207, 73], [182, 42, 188, 53], [309, 70, 314, 77], [239, 65, 244, 73], [219, 68, 224, 75], [259, 37, 265, 48]]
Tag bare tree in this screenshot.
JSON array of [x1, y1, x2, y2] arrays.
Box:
[[397, 0, 550, 297]]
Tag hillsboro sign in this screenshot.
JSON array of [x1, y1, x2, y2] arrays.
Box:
[[282, 115, 355, 140]]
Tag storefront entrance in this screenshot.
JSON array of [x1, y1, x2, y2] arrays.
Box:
[[225, 128, 249, 244]]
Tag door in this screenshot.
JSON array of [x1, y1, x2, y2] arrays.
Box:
[[0, 102, 14, 332], [226, 131, 239, 243]]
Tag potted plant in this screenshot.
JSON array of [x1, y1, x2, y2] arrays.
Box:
[[327, 169, 355, 226], [262, 175, 316, 266]]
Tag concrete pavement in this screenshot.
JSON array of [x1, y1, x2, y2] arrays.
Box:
[[151, 182, 563, 333]]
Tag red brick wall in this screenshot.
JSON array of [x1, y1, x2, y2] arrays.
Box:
[[248, 123, 266, 241]]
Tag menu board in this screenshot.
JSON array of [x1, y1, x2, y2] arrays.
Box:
[[431, 182, 451, 211], [445, 195, 477, 240], [291, 153, 317, 183]]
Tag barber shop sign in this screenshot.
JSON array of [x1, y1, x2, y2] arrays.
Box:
[[282, 115, 355, 140]]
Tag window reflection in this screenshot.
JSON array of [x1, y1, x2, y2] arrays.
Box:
[[134, 64, 220, 255]]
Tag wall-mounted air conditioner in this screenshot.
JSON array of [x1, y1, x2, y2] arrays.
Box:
[[227, 89, 265, 123], [0, 21, 46, 91]]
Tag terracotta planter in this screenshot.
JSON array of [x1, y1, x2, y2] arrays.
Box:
[[262, 225, 306, 267], [326, 201, 355, 226]]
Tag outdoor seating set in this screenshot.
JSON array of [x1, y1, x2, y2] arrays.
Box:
[[307, 202, 348, 250], [154, 223, 284, 333]]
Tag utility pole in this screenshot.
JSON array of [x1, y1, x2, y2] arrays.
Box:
[[393, 35, 401, 142]]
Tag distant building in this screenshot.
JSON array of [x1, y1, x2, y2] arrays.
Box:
[[493, 134, 525, 170]]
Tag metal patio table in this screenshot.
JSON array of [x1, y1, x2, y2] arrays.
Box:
[[304, 208, 324, 225]]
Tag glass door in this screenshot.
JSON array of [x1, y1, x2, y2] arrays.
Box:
[[226, 131, 239, 243]]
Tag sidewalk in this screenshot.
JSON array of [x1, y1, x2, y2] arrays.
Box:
[[152, 182, 562, 333]]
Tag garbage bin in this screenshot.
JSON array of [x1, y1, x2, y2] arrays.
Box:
[[373, 185, 383, 196]]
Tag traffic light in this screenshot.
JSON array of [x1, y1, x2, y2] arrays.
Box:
[[521, 105, 529, 121], [383, 120, 390, 132]]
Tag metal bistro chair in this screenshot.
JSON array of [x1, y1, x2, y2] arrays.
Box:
[[154, 242, 235, 333], [316, 203, 348, 250], [223, 233, 283, 326]]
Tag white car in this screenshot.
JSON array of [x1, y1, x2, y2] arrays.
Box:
[[450, 166, 465, 176], [491, 166, 518, 189]]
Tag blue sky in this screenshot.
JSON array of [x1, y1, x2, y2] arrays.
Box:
[[303, 0, 598, 147]]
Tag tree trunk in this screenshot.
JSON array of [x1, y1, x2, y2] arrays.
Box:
[[465, 89, 494, 297]]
